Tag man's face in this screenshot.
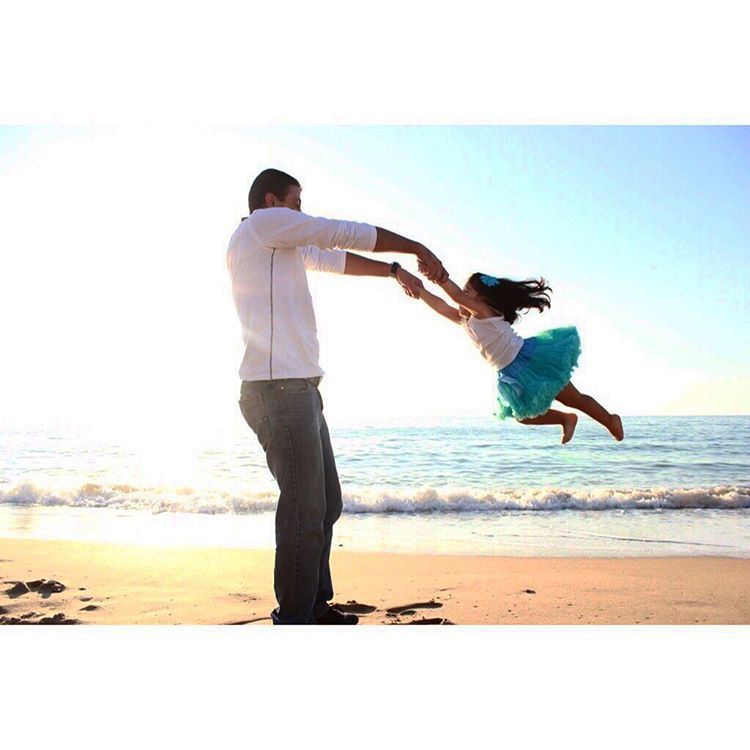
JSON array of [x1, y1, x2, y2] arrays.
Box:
[[267, 184, 302, 211]]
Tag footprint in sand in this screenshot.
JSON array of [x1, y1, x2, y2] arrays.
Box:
[[5, 582, 31, 598], [229, 593, 259, 604], [79, 604, 100, 612], [1, 612, 78, 625], [37, 612, 78, 625], [6, 579, 66, 599], [2, 611, 42, 622], [44, 580, 64, 591], [332, 600, 377, 615], [385, 600, 443, 616], [36, 580, 66, 598]]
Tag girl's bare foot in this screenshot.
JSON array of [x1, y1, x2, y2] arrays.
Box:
[[608, 414, 624, 441], [561, 413, 578, 444]]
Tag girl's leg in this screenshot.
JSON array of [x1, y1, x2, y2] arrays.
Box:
[[555, 382, 624, 441], [518, 409, 578, 444]]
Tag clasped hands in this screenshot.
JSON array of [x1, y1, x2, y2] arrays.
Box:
[[395, 246, 448, 298]]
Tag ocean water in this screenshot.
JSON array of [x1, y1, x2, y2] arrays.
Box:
[[1, 416, 749, 556]]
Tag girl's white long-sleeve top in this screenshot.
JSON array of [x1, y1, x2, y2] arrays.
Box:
[[226, 207, 377, 381]]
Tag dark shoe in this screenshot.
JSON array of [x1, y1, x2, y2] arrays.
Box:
[[315, 607, 359, 625]]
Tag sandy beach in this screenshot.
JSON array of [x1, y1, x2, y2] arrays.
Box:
[[1, 537, 749, 625]]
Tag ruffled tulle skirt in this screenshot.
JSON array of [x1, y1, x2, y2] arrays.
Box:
[[496, 326, 581, 420]]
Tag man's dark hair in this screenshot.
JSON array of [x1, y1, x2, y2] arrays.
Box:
[[248, 168, 300, 214]]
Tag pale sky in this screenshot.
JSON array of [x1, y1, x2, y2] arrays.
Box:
[[0, 126, 748, 436]]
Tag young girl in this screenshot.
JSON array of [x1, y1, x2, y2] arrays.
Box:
[[416, 271, 623, 444]]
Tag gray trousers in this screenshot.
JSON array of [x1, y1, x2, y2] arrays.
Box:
[[239, 378, 342, 624]]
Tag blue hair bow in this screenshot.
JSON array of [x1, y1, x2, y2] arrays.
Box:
[[479, 274, 500, 287]]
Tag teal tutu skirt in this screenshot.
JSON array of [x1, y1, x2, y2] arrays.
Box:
[[496, 326, 581, 420]]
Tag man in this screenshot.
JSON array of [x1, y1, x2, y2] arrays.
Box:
[[226, 168, 445, 625]]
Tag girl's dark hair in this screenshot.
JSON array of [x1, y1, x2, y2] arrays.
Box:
[[468, 273, 552, 324], [248, 168, 300, 214]]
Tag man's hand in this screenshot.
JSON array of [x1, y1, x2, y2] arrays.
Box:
[[371, 229, 448, 283], [396, 267, 424, 298], [416, 246, 448, 283]]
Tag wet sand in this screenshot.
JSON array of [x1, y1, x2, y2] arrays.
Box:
[[2, 537, 749, 625]]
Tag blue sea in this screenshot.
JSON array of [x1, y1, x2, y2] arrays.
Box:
[[1, 416, 749, 556]]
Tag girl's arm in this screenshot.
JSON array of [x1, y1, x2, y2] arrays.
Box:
[[417, 286, 462, 324], [438, 277, 496, 318]]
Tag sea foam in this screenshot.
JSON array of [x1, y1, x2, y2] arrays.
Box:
[[1, 481, 749, 514]]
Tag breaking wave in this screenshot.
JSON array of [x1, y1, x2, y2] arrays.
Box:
[[1, 481, 749, 514]]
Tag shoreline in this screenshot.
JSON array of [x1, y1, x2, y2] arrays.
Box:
[[2, 503, 748, 559], [2, 537, 750, 625]]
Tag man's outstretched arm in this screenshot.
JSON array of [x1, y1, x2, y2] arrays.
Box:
[[300, 245, 422, 297], [343, 253, 424, 298], [252, 207, 446, 282]]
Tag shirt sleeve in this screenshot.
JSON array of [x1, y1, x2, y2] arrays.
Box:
[[299, 245, 348, 274], [249, 207, 377, 252]]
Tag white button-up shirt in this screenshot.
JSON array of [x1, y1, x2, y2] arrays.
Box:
[[227, 207, 377, 381]]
